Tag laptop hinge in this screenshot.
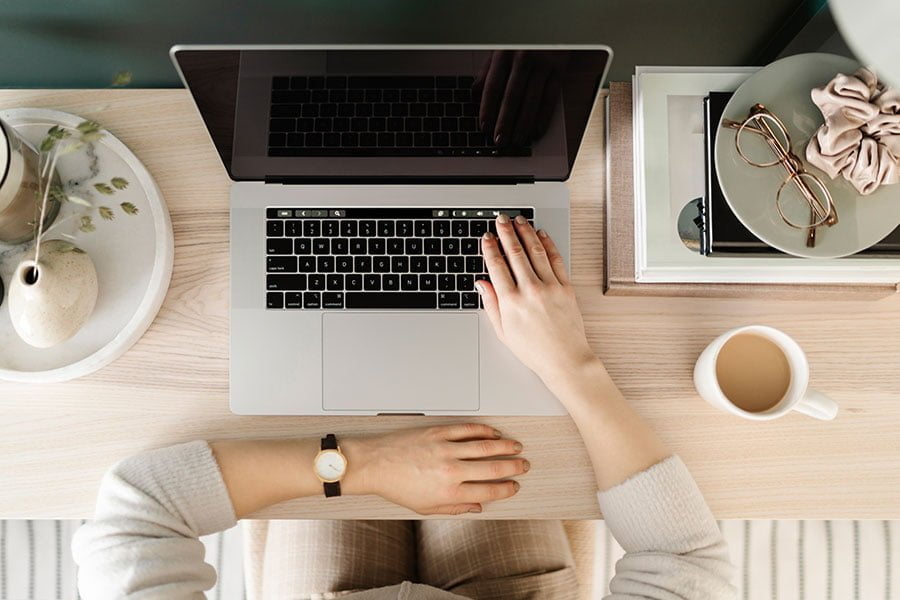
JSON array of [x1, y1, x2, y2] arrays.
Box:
[[263, 175, 535, 185]]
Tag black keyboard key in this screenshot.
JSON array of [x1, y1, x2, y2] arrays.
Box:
[[336, 256, 353, 272], [466, 256, 485, 273], [297, 118, 314, 132], [450, 132, 467, 147], [462, 292, 479, 309], [348, 89, 365, 102], [341, 132, 358, 146], [346, 274, 362, 291], [364, 274, 381, 290], [360, 220, 377, 236], [285, 220, 303, 236], [396, 132, 414, 147], [383, 89, 400, 102], [433, 221, 451, 236], [304, 292, 321, 309], [374, 103, 390, 117], [360, 133, 377, 147], [405, 117, 422, 132], [351, 117, 368, 131], [332, 238, 348, 255], [419, 89, 435, 102], [322, 220, 339, 236], [267, 220, 285, 237], [368, 238, 385, 254], [424, 238, 442, 254], [401, 274, 418, 290], [298, 256, 317, 272], [285, 292, 303, 309], [410, 256, 428, 272], [267, 292, 284, 308], [461, 238, 479, 255], [420, 274, 437, 290], [370, 117, 386, 132], [401, 89, 417, 102], [323, 292, 344, 309], [438, 274, 455, 291], [315, 118, 332, 133], [273, 76, 290, 89], [414, 221, 431, 236], [301, 105, 319, 118], [378, 132, 394, 146], [470, 220, 488, 237], [396, 221, 413, 236], [304, 221, 321, 237], [326, 75, 347, 88], [267, 274, 307, 291], [405, 238, 423, 254], [341, 221, 358, 237], [308, 274, 326, 290], [270, 118, 295, 132], [294, 238, 312, 254], [378, 220, 395, 236], [324, 132, 341, 147], [332, 118, 350, 132], [312, 90, 329, 103], [429, 256, 447, 272], [373, 256, 390, 273], [474, 274, 490, 283], [355, 256, 372, 272], [331, 90, 348, 103], [438, 292, 460, 309], [441, 116, 458, 130], [386, 239, 404, 255], [427, 103, 443, 117], [414, 132, 430, 146], [308, 76, 325, 89], [452, 220, 469, 236], [338, 103, 355, 117], [456, 274, 474, 290], [460, 117, 478, 131], [436, 89, 453, 102], [383, 274, 400, 290], [327, 274, 344, 290], [268, 256, 297, 272], [267, 238, 293, 254], [448, 256, 465, 273], [423, 117, 441, 131], [442, 238, 460, 254], [346, 292, 436, 309], [432, 132, 450, 147], [350, 238, 367, 254], [446, 103, 462, 117], [391, 256, 409, 272], [313, 239, 330, 255]]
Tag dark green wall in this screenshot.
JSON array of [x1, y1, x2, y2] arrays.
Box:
[[0, 0, 803, 87]]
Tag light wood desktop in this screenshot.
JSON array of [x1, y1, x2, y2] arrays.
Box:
[[1, 89, 898, 520]]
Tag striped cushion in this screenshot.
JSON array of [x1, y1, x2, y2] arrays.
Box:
[[0, 520, 896, 599]]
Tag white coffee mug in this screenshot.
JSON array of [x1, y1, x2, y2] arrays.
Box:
[[694, 325, 838, 421]]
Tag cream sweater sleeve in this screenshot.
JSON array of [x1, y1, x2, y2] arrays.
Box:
[[597, 455, 737, 600], [72, 441, 237, 600]]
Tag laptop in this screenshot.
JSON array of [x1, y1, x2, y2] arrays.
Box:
[[170, 45, 611, 415]]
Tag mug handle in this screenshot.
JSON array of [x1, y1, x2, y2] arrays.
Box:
[[793, 388, 838, 421]]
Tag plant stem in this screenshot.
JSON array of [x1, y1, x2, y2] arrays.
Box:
[[33, 146, 61, 267]]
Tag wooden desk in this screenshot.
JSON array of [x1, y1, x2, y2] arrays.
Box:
[[1, 89, 898, 520]]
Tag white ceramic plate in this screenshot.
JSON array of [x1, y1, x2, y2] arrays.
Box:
[[715, 53, 900, 258], [0, 109, 174, 382]]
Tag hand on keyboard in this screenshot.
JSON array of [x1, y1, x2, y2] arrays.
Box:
[[477, 214, 594, 390]]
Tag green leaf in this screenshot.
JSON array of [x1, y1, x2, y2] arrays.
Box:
[[55, 241, 77, 253], [76, 120, 101, 134], [40, 137, 56, 152], [79, 215, 96, 233], [120, 201, 139, 215], [66, 195, 92, 207], [80, 131, 105, 143], [99, 206, 115, 221], [57, 141, 83, 156], [110, 177, 129, 190], [111, 71, 133, 87], [94, 182, 114, 195], [48, 185, 68, 204]]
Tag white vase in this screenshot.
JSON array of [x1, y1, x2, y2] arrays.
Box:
[[8, 239, 98, 348]]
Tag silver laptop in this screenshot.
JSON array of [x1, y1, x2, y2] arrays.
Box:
[[171, 45, 611, 415]]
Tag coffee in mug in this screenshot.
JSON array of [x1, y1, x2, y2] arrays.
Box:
[[694, 325, 838, 421]]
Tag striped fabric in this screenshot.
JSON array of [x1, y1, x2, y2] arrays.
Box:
[[0, 520, 896, 599]]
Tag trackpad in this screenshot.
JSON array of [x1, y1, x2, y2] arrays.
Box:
[[322, 313, 479, 412]]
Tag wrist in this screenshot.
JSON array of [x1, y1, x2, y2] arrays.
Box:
[[541, 357, 614, 406], [336, 436, 377, 496]]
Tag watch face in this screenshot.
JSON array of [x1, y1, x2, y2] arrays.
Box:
[[314, 450, 347, 482]]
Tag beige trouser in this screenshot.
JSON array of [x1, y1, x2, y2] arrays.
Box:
[[244, 520, 579, 600]]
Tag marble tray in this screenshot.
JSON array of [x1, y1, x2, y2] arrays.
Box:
[[0, 108, 174, 382]]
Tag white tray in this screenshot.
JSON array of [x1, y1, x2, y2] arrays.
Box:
[[0, 108, 174, 382]]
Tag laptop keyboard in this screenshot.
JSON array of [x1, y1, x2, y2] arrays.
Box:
[[267, 76, 531, 158], [265, 207, 533, 310]]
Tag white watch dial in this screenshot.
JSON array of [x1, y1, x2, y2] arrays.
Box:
[[315, 450, 347, 481]]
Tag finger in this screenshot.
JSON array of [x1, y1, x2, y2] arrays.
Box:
[[494, 51, 531, 146], [474, 279, 502, 335], [513, 215, 557, 283], [481, 232, 516, 296], [460, 459, 530, 482], [430, 503, 483, 515], [437, 423, 502, 442], [532, 74, 562, 141], [495, 214, 540, 286], [511, 68, 547, 146], [479, 50, 513, 138], [455, 480, 520, 504], [537, 229, 569, 285], [453, 438, 523, 459]]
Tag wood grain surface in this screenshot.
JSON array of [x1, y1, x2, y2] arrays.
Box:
[[1, 89, 898, 520]]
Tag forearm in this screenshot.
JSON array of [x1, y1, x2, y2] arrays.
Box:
[[544, 358, 670, 492]]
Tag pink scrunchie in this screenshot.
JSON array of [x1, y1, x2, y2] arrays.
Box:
[[806, 68, 900, 195]]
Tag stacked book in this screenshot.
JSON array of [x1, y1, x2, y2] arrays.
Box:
[[604, 67, 900, 295]]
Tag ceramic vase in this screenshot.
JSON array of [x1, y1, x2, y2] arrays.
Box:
[[8, 239, 98, 348]]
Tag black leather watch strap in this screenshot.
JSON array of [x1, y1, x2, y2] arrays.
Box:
[[321, 434, 341, 497]]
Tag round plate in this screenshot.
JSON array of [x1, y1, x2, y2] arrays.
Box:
[[715, 53, 900, 258], [0, 109, 174, 382]]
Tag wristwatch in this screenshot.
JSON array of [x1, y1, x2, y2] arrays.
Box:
[[313, 434, 347, 497]]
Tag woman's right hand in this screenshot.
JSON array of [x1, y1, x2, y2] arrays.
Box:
[[342, 423, 528, 515]]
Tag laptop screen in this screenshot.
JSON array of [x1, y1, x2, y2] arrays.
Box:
[[171, 46, 611, 182]]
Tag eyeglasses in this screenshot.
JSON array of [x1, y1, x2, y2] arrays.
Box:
[[722, 103, 837, 248]]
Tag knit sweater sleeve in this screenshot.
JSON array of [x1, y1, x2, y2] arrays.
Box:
[[72, 441, 237, 600], [597, 455, 737, 599]]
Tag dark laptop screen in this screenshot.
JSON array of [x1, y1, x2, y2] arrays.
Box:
[[172, 47, 610, 182]]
